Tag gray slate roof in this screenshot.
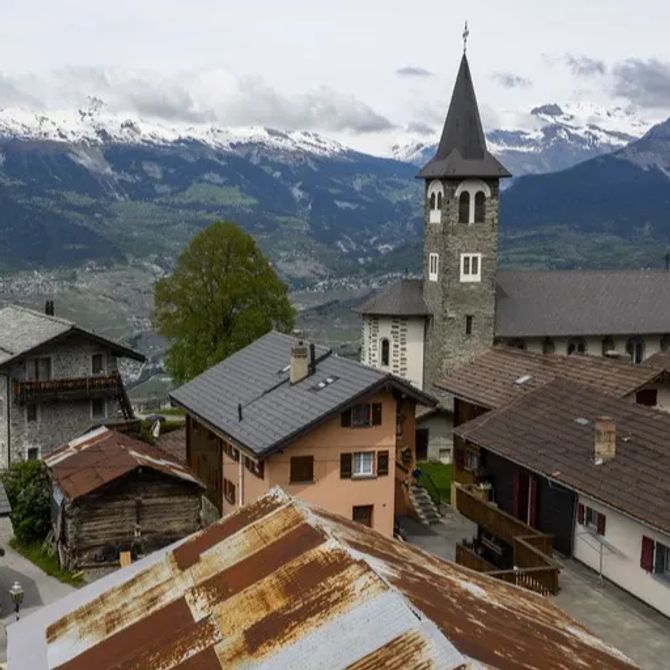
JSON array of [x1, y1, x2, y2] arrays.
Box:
[[353, 278, 430, 316], [418, 55, 511, 180], [0, 305, 145, 366], [496, 270, 670, 338], [170, 331, 435, 457]]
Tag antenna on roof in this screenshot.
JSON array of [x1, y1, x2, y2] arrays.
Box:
[[462, 21, 470, 54]]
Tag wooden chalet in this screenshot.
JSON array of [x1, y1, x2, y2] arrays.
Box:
[[46, 427, 205, 571]]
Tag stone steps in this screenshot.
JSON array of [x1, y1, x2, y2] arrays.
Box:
[[409, 486, 442, 526]]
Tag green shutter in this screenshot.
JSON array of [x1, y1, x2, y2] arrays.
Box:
[[377, 451, 389, 476], [372, 403, 382, 426], [340, 453, 352, 479]]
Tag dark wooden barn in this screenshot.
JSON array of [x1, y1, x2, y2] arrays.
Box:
[[46, 426, 205, 571]]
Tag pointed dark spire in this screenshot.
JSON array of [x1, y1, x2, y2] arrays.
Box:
[[418, 54, 511, 179]]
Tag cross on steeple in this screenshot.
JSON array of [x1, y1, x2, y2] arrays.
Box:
[[462, 21, 469, 54]]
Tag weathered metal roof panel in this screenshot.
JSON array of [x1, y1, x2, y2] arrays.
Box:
[[9, 488, 637, 670], [45, 426, 204, 500]]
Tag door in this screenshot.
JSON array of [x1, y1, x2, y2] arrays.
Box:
[[416, 429, 429, 462], [352, 505, 373, 528]]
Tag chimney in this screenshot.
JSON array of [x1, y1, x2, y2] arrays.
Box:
[[594, 416, 616, 463], [290, 340, 310, 384]]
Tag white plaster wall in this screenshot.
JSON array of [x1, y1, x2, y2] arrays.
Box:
[[573, 494, 670, 617], [417, 412, 453, 463], [519, 334, 666, 361], [361, 315, 425, 389]]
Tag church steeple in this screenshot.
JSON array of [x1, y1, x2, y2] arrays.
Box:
[[418, 54, 510, 179]]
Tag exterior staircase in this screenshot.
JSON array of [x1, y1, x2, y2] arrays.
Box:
[[409, 486, 442, 526]]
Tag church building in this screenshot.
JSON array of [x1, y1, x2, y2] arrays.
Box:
[[356, 47, 670, 459]]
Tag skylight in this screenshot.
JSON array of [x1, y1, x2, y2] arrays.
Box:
[[309, 376, 339, 392], [514, 374, 532, 385], [574, 417, 590, 426]]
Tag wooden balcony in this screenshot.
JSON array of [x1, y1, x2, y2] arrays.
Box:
[[455, 484, 560, 596], [14, 372, 123, 404]]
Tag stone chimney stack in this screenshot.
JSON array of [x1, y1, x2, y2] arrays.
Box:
[[290, 340, 310, 384], [594, 416, 616, 463]]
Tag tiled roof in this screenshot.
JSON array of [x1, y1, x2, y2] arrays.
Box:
[[455, 379, 670, 534], [8, 488, 637, 670], [156, 427, 186, 464], [496, 269, 670, 337], [353, 278, 430, 316], [436, 346, 665, 409], [170, 331, 435, 457], [644, 350, 670, 371], [45, 427, 203, 500], [0, 304, 145, 366]]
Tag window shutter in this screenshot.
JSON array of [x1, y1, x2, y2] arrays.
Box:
[[640, 536, 655, 572], [529, 478, 538, 528], [377, 451, 389, 476], [596, 512, 606, 536], [577, 503, 585, 525], [340, 453, 352, 479], [341, 409, 352, 427], [372, 403, 382, 426], [512, 472, 521, 519], [655, 543, 666, 574]]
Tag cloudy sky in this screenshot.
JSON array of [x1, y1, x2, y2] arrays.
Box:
[[1, 0, 669, 153]]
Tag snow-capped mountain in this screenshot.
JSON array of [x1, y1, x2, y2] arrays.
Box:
[[392, 103, 654, 176]]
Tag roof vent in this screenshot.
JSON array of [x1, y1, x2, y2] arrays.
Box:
[[514, 374, 532, 386]]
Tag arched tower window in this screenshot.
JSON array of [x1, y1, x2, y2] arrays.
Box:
[[567, 338, 587, 355], [661, 334, 670, 351], [380, 338, 390, 367], [474, 191, 486, 223], [626, 337, 645, 364], [428, 181, 444, 224], [458, 192, 470, 223], [542, 337, 555, 354]]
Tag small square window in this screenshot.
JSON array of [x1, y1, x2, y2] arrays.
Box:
[[223, 478, 236, 505], [27, 404, 38, 423], [351, 404, 371, 427], [91, 398, 106, 419], [352, 504, 373, 527], [428, 253, 439, 282], [27, 447, 39, 460], [460, 253, 482, 282], [92, 354, 104, 375], [353, 452, 374, 477], [290, 456, 314, 483]]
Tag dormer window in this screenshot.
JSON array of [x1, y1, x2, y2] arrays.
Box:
[[428, 181, 444, 224]]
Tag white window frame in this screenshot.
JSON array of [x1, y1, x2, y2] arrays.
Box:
[[460, 253, 482, 283], [585, 506, 598, 532], [27, 446, 40, 461], [455, 179, 491, 224], [429, 253, 439, 282], [353, 451, 375, 478], [428, 180, 444, 224], [91, 397, 106, 420]]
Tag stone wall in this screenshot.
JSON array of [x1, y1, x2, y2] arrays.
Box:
[[1, 333, 123, 464], [423, 178, 499, 396]]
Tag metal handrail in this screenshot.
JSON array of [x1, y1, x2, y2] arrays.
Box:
[[417, 470, 441, 508]]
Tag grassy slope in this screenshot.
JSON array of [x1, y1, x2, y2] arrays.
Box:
[[9, 538, 84, 586]]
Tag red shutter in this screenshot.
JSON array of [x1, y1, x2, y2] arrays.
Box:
[[577, 504, 585, 525], [529, 478, 538, 528], [596, 512, 606, 536], [641, 536, 655, 572], [512, 472, 521, 519]]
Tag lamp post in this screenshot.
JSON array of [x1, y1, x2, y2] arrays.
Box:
[[9, 581, 24, 621]]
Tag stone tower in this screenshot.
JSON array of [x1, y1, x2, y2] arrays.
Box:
[[419, 54, 511, 395]]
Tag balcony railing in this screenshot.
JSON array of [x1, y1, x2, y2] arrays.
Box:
[[455, 484, 560, 596], [14, 373, 122, 404]]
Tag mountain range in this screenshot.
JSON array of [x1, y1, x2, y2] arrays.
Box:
[[0, 101, 669, 280]]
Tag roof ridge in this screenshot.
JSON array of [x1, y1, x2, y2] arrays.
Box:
[[5, 303, 74, 327]]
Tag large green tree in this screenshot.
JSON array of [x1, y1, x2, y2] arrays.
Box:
[[153, 221, 295, 382]]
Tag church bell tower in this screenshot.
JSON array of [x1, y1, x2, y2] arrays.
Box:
[[419, 42, 511, 394]]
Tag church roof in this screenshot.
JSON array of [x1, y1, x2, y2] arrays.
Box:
[[496, 269, 670, 338], [353, 278, 430, 317], [418, 55, 511, 179]]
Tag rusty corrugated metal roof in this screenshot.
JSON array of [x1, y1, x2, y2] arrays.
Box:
[[45, 426, 204, 500], [8, 488, 638, 670]]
